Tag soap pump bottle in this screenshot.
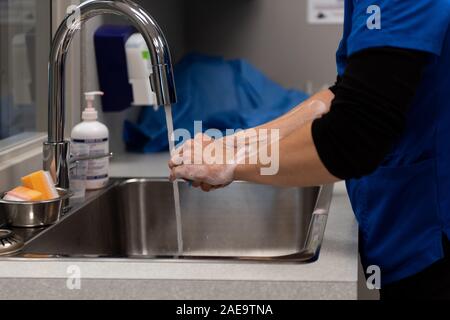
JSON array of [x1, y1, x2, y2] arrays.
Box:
[[71, 91, 110, 190]]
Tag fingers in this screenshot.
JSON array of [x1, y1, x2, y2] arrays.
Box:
[[170, 165, 188, 182], [169, 144, 184, 169], [169, 158, 180, 169], [170, 164, 207, 182], [169, 140, 192, 169], [192, 181, 202, 188], [169, 163, 213, 186], [169, 134, 215, 170], [200, 183, 213, 192], [168, 133, 233, 193], [169, 165, 229, 192]]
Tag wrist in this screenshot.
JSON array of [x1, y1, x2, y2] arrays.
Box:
[[233, 164, 244, 181], [233, 163, 258, 182]]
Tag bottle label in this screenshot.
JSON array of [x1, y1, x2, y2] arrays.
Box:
[[71, 139, 109, 183]]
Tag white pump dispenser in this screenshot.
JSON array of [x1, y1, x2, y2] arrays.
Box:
[[71, 91, 110, 190], [82, 91, 103, 120]]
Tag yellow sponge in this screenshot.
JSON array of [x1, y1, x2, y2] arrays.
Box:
[[4, 186, 43, 202], [21, 170, 59, 200]]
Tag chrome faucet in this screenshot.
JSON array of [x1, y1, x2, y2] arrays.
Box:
[[44, 0, 177, 189]]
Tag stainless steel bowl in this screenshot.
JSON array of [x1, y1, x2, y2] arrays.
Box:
[[0, 189, 72, 228]]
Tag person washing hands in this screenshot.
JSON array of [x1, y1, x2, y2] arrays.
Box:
[[170, 0, 450, 300]]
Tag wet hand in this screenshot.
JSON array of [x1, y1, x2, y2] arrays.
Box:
[[169, 134, 237, 191]]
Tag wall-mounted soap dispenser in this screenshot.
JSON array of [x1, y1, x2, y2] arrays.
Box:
[[125, 33, 158, 109], [94, 25, 158, 112]]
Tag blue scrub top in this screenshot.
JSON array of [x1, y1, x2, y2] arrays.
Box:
[[337, 0, 450, 285]]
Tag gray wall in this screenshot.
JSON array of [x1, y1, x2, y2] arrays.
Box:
[[134, 0, 187, 63], [186, 0, 342, 92]]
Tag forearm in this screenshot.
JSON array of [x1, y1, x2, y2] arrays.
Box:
[[232, 90, 336, 187], [234, 122, 340, 187], [241, 89, 335, 139], [170, 48, 428, 190]]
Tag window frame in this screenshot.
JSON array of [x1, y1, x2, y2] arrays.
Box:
[[0, 0, 82, 168]]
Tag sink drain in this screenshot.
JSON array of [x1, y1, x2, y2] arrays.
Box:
[[0, 229, 24, 256]]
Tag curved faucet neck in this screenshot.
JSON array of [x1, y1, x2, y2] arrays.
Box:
[[48, 0, 176, 143], [45, 0, 176, 188]]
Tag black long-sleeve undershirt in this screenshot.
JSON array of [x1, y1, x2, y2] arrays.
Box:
[[311, 47, 429, 180]]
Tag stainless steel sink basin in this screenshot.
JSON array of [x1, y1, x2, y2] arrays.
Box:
[[12, 179, 333, 263]]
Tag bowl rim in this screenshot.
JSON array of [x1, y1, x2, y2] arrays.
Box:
[[0, 188, 72, 205]]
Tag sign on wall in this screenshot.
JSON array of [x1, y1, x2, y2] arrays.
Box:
[[308, 0, 345, 24]]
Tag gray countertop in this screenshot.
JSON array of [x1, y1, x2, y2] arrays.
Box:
[[0, 153, 358, 300]]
